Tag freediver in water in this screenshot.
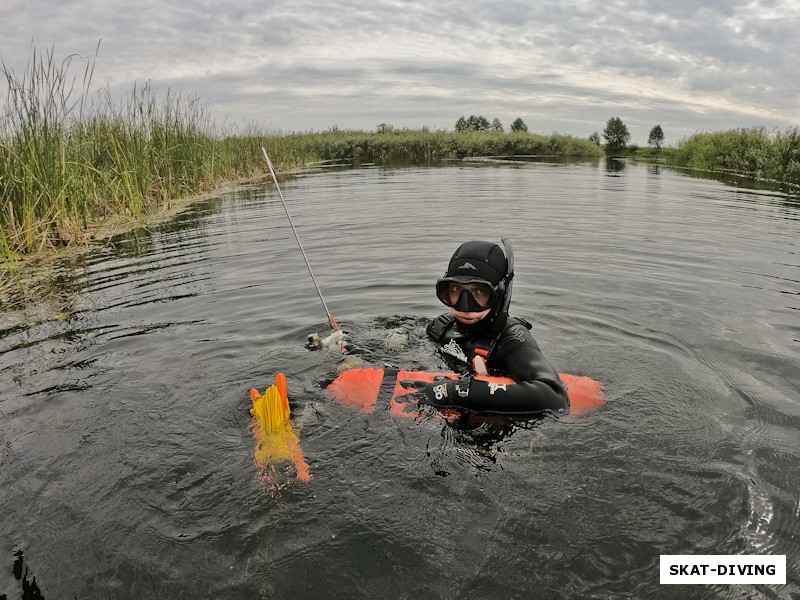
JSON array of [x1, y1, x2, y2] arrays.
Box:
[[401, 239, 569, 414]]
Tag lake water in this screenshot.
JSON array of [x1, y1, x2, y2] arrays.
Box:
[[1, 158, 798, 599]]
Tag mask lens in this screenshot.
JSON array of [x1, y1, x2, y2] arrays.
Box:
[[436, 281, 496, 309]]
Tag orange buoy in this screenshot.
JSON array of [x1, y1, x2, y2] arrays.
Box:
[[326, 368, 604, 416]]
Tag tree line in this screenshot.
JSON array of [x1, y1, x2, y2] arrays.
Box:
[[589, 117, 664, 154], [454, 115, 665, 155], [454, 115, 529, 133]]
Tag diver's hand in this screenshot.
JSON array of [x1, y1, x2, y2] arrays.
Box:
[[399, 378, 472, 408]]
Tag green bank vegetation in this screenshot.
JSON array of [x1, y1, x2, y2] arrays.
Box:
[[594, 117, 800, 186], [665, 127, 800, 185], [292, 126, 603, 164], [0, 48, 601, 260], [3, 46, 799, 267], [0, 47, 294, 257]]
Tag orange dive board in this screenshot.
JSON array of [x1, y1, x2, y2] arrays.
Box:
[[327, 368, 604, 416]]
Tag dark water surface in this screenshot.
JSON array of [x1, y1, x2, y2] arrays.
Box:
[[1, 159, 799, 599]]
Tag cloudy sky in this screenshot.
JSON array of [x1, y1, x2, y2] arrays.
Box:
[[3, 0, 799, 144]]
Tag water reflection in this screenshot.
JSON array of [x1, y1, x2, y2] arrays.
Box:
[[8, 548, 46, 600], [668, 164, 800, 199], [605, 157, 626, 173], [0, 251, 89, 324], [2, 161, 800, 599]]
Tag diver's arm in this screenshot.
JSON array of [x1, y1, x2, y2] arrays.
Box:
[[421, 376, 567, 413], [488, 323, 569, 411], [414, 323, 569, 413]]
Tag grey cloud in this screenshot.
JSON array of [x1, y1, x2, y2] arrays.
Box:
[[1, 0, 797, 139]]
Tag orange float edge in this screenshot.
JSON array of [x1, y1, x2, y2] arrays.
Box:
[[326, 368, 605, 416]]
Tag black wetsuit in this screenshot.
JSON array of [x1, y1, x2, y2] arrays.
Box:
[[425, 313, 569, 414]]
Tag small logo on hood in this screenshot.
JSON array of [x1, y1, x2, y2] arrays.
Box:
[[459, 262, 477, 270]]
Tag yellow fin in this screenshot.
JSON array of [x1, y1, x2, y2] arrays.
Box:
[[249, 374, 311, 480]]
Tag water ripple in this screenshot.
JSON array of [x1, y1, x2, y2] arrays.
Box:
[[2, 161, 799, 599]]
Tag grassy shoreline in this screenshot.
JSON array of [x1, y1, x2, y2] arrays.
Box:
[[0, 48, 603, 259], [0, 125, 603, 257], [672, 127, 800, 186], [3, 48, 799, 265], [634, 126, 800, 188]]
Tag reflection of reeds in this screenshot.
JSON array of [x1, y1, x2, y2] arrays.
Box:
[[0, 246, 87, 316]]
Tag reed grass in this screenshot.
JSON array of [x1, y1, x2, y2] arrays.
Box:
[[282, 128, 603, 164], [667, 126, 800, 185], [4, 45, 800, 264], [4, 45, 799, 267], [0, 45, 605, 259], [0, 51, 601, 259], [0, 47, 298, 257]]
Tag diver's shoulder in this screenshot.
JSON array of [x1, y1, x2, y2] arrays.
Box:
[[504, 316, 533, 335], [496, 316, 538, 349], [427, 312, 455, 341]]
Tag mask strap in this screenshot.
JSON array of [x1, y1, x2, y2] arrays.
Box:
[[499, 237, 515, 314]]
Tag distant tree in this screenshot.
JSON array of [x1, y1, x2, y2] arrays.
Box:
[[376, 123, 395, 133], [465, 115, 491, 131], [589, 131, 602, 145], [510, 117, 528, 132], [491, 118, 504, 132], [603, 117, 631, 153], [454, 116, 468, 132], [648, 124, 665, 149]]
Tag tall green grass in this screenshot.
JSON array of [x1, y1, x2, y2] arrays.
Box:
[[0, 46, 602, 257], [668, 126, 800, 185], [283, 128, 603, 164], [4, 46, 800, 262], [0, 48, 295, 256]]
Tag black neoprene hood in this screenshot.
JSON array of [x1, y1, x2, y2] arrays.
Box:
[[436, 239, 515, 335], [441, 240, 508, 285]]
